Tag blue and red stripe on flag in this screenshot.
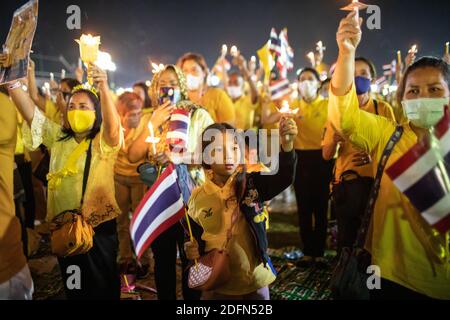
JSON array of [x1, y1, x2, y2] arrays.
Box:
[[130, 163, 185, 258], [386, 106, 450, 233]]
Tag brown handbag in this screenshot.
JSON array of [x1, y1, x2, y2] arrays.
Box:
[[187, 207, 239, 291], [50, 140, 95, 257]]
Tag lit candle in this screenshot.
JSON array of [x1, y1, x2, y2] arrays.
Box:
[[277, 100, 298, 142], [221, 44, 228, 58], [446, 42, 449, 55], [230, 45, 238, 57], [353, 0, 359, 21], [61, 69, 66, 79], [75, 34, 101, 85], [409, 44, 418, 54], [49, 72, 54, 82], [316, 41, 325, 55], [307, 51, 316, 67], [397, 50, 402, 66], [145, 121, 161, 155], [340, 0, 368, 22]]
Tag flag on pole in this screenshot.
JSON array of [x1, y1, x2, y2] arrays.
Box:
[[130, 164, 185, 258], [257, 42, 274, 83], [166, 109, 190, 154], [383, 60, 396, 76], [269, 28, 281, 56], [386, 107, 450, 233]]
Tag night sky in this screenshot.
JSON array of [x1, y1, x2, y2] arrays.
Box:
[[2, 0, 450, 87]]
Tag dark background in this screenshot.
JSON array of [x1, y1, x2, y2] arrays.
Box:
[[2, 0, 449, 86]]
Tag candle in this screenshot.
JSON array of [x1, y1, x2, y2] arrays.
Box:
[[61, 69, 66, 79], [409, 44, 418, 54], [75, 34, 101, 85], [277, 100, 298, 142], [397, 50, 402, 66], [316, 41, 325, 55], [49, 72, 54, 82], [446, 42, 449, 55], [145, 121, 161, 155], [307, 51, 316, 67], [221, 44, 228, 58], [230, 45, 238, 57], [340, 0, 368, 22]]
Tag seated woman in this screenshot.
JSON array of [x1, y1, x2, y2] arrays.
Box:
[[8, 63, 122, 300]]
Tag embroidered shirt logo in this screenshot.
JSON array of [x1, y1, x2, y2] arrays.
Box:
[[202, 208, 213, 218]]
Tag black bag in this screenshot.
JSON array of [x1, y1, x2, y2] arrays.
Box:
[[330, 126, 403, 300], [33, 147, 50, 186]]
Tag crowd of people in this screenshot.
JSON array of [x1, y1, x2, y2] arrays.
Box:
[[0, 11, 449, 300]]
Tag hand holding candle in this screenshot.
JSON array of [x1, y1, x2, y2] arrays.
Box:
[[75, 34, 101, 85], [277, 100, 298, 143]]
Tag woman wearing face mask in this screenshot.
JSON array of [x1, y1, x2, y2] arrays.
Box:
[[177, 52, 236, 126], [322, 57, 396, 254], [114, 92, 151, 280], [330, 11, 450, 299], [128, 65, 214, 300], [291, 67, 333, 268], [7, 63, 123, 299]]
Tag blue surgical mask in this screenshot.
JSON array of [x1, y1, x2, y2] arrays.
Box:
[[355, 76, 371, 95]]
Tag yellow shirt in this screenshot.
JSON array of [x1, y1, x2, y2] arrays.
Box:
[[201, 88, 235, 126], [291, 95, 329, 150], [0, 92, 27, 283], [188, 174, 276, 295], [322, 98, 396, 180], [329, 83, 450, 299], [44, 99, 62, 125], [234, 95, 259, 130], [22, 107, 122, 227], [115, 113, 151, 177]]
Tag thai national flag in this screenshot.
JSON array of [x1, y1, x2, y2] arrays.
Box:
[[269, 28, 281, 56], [386, 107, 450, 233], [269, 78, 290, 100], [130, 164, 185, 258], [166, 109, 190, 154]]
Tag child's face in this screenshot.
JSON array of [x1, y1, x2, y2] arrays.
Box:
[[209, 132, 242, 177]]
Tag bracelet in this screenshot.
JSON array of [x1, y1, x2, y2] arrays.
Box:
[[8, 81, 21, 90]]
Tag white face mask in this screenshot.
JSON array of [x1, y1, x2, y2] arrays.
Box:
[[186, 74, 203, 91], [298, 80, 318, 101], [402, 97, 448, 129], [227, 86, 243, 99]]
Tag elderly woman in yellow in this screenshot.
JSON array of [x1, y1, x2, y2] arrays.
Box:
[[128, 64, 213, 300], [7, 63, 122, 300], [329, 11, 449, 299]]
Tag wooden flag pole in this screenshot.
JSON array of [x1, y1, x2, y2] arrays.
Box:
[[184, 207, 198, 271]]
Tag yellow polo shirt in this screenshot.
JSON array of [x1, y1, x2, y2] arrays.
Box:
[[322, 98, 396, 180], [0, 92, 27, 283], [188, 173, 275, 295], [233, 95, 259, 130], [291, 96, 328, 150], [201, 87, 235, 126], [329, 83, 450, 299]]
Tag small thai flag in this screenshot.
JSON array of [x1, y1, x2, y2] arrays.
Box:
[[130, 164, 185, 258], [386, 107, 450, 233], [166, 109, 190, 154], [269, 78, 290, 100], [269, 28, 281, 56]]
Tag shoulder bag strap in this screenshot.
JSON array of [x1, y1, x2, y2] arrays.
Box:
[[80, 139, 93, 207], [354, 125, 403, 249]]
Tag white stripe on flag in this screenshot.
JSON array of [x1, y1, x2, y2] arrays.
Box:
[[270, 79, 289, 91], [167, 131, 188, 140], [131, 170, 177, 236], [392, 149, 439, 192], [171, 114, 190, 123], [135, 197, 184, 255], [271, 87, 290, 100], [421, 193, 450, 225]]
